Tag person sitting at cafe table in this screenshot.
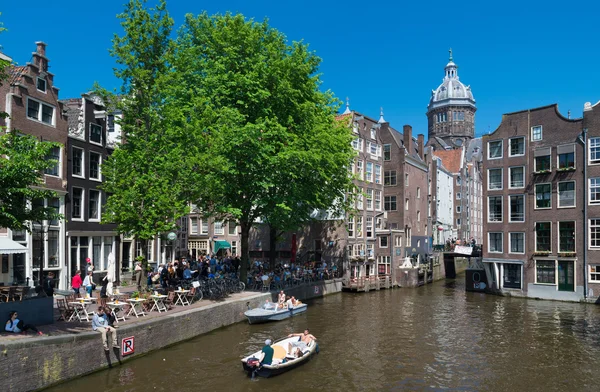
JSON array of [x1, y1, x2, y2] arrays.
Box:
[[5, 311, 43, 335], [92, 307, 119, 351]]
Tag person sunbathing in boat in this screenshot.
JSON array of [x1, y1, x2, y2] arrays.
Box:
[[287, 329, 316, 353], [277, 290, 286, 306]]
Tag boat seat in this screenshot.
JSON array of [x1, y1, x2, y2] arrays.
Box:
[[272, 345, 287, 360]]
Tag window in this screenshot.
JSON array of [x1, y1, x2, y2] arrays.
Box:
[[405, 173, 409, 186], [369, 142, 378, 156], [88, 190, 101, 221], [45, 146, 60, 177], [590, 137, 600, 164], [48, 198, 60, 226], [488, 232, 503, 253], [509, 137, 525, 156], [456, 176, 462, 185], [510, 233, 525, 253], [190, 217, 198, 234], [558, 221, 575, 252], [535, 183, 551, 209], [590, 265, 600, 282], [457, 218, 461, 226], [488, 140, 503, 159], [509, 195, 525, 222], [366, 188, 373, 210], [456, 206, 461, 213], [535, 222, 551, 252], [417, 211, 421, 221], [558, 181, 575, 208], [214, 221, 224, 235], [417, 187, 421, 198], [72, 187, 83, 219], [366, 243, 374, 258], [90, 123, 103, 145], [89, 152, 101, 180], [366, 217, 373, 238], [380, 236, 388, 248], [370, 128, 376, 140], [27, 98, 55, 125], [347, 218, 354, 237], [488, 168, 502, 190], [535, 155, 551, 172], [375, 165, 381, 184], [558, 145, 575, 169], [384, 196, 397, 211], [456, 192, 461, 200], [536, 260, 555, 284], [509, 167, 524, 188], [72, 147, 84, 177], [405, 198, 409, 210], [383, 144, 391, 161], [366, 162, 373, 182], [357, 188, 363, 209], [356, 216, 363, 238], [356, 160, 363, 180], [201, 219, 209, 234], [375, 191, 381, 210], [531, 126, 542, 141], [503, 264, 522, 289], [488, 196, 502, 222], [589, 219, 600, 248], [37, 77, 46, 92], [228, 221, 237, 235], [352, 138, 360, 150], [231, 241, 238, 256], [384, 170, 397, 186]]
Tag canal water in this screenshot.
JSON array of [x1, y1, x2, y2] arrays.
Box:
[[50, 277, 600, 392]]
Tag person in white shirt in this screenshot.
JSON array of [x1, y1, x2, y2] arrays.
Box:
[[83, 271, 95, 297]]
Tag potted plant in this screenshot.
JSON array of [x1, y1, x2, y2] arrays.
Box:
[[533, 251, 551, 256]]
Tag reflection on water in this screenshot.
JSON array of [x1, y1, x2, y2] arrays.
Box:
[[49, 277, 600, 392]]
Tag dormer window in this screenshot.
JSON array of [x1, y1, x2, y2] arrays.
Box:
[[37, 77, 47, 93], [90, 123, 103, 145]]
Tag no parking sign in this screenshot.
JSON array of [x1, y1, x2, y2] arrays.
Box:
[[122, 336, 135, 356]]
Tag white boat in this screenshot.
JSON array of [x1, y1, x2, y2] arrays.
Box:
[[241, 336, 319, 377], [244, 302, 307, 324]]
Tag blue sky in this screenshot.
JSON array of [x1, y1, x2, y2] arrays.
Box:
[[1, 0, 599, 138]]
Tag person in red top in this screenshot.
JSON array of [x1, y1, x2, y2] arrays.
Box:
[[72, 270, 83, 297]]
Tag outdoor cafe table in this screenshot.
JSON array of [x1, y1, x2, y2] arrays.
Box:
[[174, 290, 190, 306], [127, 298, 147, 318], [106, 301, 127, 323], [150, 294, 168, 313], [68, 300, 93, 322]]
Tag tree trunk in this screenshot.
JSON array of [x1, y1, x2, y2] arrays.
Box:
[[240, 221, 251, 284], [269, 224, 277, 268]]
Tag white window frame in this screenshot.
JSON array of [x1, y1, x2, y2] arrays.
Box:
[[590, 178, 600, 205], [488, 140, 503, 159], [375, 190, 381, 211], [509, 194, 525, 222], [456, 206, 461, 213], [89, 151, 102, 182], [357, 188, 364, 210], [534, 183, 552, 210], [417, 210, 421, 221], [508, 166, 525, 189], [558, 221, 576, 253], [509, 136, 525, 157], [416, 187, 421, 198], [383, 144, 391, 161], [531, 125, 543, 141], [370, 128, 376, 140], [488, 232, 503, 253], [509, 232, 525, 254], [26, 97, 55, 126], [200, 219, 209, 234], [379, 236, 388, 248], [488, 168, 503, 190], [535, 221, 552, 253], [356, 216, 363, 238], [557, 145, 576, 170], [366, 217, 373, 238], [366, 188, 373, 210], [589, 137, 600, 165], [488, 196, 503, 223], [89, 123, 103, 146], [190, 217, 198, 234], [456, 192, 461, 200], [347, 217, 355, 238], [589, 265, 600, 283], [557, 180, 576, 208], [228, 221, 237, 235], [44, 146, 62, 178], [36, 77, 47, 93], [534, 259, 556, 285], [375, 164, 381, 184], [72, 146, 85, 178], [88, 189, 101, 222], [71, 187, 84, 221], [356, 160, 364, 180], [405, 198, 409, 211], [366, 162, 373, 182], [405, 173, 409, 187], [589, 219, 600, 249], [214, 221, 224, 235]]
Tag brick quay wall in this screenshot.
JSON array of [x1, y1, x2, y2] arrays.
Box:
[[1, 279, 343, 392]]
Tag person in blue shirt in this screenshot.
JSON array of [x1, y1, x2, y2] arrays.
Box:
[[92, 307, 118, 351], [5, 311, 42, 335]]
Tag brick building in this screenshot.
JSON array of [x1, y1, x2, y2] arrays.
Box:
[[482, 104, 584, 301], [0, 42, 69, 289]]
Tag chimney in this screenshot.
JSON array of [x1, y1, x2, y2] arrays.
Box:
[[34, 41, 48, 71], [403, 125, 413, 155], [417, 134, 424, 160]]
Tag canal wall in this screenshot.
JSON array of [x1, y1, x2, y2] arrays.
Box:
[[0, 279, 343, 392]]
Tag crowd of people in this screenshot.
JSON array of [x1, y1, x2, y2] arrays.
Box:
[[248, 260, 337, 289]]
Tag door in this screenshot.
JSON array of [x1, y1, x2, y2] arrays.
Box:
[[558, 261, 574, 291], [122, 242, 131, 271], [12, 253, 26, 285], [503, 264, 521, 289]]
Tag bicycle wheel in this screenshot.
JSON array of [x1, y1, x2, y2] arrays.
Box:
[[238, 282, 245, 292]]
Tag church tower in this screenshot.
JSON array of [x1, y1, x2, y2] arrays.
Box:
[[426, 50, 476, 150]]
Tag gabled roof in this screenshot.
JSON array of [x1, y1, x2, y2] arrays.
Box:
[[433, 148, 462, 173], [8, 65, 27, 86]]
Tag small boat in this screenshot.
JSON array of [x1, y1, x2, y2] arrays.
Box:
[[244, 302, 307, 324], [241, 336, 319, 378]]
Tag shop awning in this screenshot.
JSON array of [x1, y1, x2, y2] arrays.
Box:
[[213, 240, 231, 253], [0, 237, 27, 254]]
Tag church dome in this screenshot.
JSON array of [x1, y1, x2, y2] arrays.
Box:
[[428, 51, 475, 111]]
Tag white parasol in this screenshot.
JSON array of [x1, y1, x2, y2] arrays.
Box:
[[106, 251, 116, 295]]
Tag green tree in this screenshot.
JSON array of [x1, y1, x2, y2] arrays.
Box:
[[98, 0, 203, 251], [171, 13, 356, 282]]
